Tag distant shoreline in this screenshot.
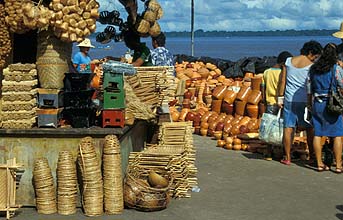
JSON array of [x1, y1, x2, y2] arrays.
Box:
[[91, 29, 338, 38], [164, 29, 337, 37]]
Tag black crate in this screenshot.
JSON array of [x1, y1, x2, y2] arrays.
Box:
[[63, 89, 95, 108], [64, 73, 92, 92], [62, 107, 96, 128]]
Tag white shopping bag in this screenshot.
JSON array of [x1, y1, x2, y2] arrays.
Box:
[[259, 109, 283, 146]]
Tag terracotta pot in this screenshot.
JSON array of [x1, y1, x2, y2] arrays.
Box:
[[247, 90, 262, 105], [212, 85, 227, 100], [238, 116, 251, 126], [184, 91, 192, 99], [208, 113, 219, 124], [244, 72, 254, 78], [231, 115, 243, 125], [193, 114, 201, 126], [235, 100, 247, 116], [239, 125, 250, 134], [200, 128, 208, 136], [188, 87, 196, 97], [211, 99, 222, 114], [207, 128, 214, 137], [246, 104, 259, 118], [258, 102, 266, 117], [171, 111, 180, 122], [224, 143, 233, 150], [209, 120, 219, 131], [223, 90, 237, 104], [223, 124, 233, 134], [213, 131, 223, 140], [236, 85, 252, 101], [182, 99, 191, 109], [221, 102, 234, 115], [216, 114, 227, 123], [215, 122, 225, 131], [230, 124, 241, 136], [169, 99, 177, 106], [201, 122, 209, 129], [247, 118, 259, 131], [197, 108, 206, 116], [185, 111, 195, 122], [203, 86, 212, 97], [251, 76, 263, 91], [194, 126, 200, 135], [217, 139, 226, 148], [233, 144, 242, 151], [201, 111, 213, 122], [185, 79, 192, 88], [223, 115, 234, 125], [233, 138, 242, 145], [204, 95, 212, 105], [178, 108, 190, 121]]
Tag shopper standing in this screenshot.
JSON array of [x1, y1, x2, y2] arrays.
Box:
[[150, 32, 174, 66], [278, 40, 323, 165], [262, 51, 292, 160], [309, 43, 343, 173]]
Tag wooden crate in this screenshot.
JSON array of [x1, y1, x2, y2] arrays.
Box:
[[0, 158, 23, 219]]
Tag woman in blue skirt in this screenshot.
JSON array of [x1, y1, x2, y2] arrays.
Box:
[[309, 43, 343, 173]]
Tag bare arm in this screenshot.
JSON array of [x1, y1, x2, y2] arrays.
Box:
[[277, 64, 286, 97], [131, 57, 144, 67]]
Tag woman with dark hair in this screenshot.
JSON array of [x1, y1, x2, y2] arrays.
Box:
[[278, 40, 323, 166], [309, 43, 343, 173], [123, 28, 152, 67]]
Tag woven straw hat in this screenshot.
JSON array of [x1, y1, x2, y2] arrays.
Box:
[[333, 22, 343, 39], [77, 38, 95, 48]]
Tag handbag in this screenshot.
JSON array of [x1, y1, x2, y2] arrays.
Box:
[[259, 109, 283, 146], [326, 66, 343, 115]]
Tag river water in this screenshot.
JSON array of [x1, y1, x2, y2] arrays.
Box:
[[73, 35, 342, 62]]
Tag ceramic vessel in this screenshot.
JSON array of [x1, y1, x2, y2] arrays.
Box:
[[221, 102, 234, 115], [235, 100, 247, 116], [247, 90, 262, 105], [213, 131, 223, 140], [223, 90, 237, 104], [251, 76, 263, 91], [246, 104, 259, 118], [217, 139, 226, 148], [200, 128, 208, 136], [212, 85, 227, 100], [236, 86, 252, 101], [211, 100, 222, 114]]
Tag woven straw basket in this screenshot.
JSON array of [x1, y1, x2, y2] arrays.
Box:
[[36, 30, 72, 89]]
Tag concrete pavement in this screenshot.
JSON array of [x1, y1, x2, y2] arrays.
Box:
[[3, 135, 343, 220]]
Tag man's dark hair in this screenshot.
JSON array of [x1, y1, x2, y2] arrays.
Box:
[[152, 32, 166, 47], [277, 51, 292, 64], [300, 40, 323, 56]]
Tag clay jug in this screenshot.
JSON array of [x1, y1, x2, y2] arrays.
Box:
[[212, 85, 227, 100], [247, 90, 262, 105], [235, 100, 247, 116], [221, 102, 234, 115], [211, 100, 222, 114], [236, 85, 252, 101], [223, 90, 237, 104], [251, 76, 262, 91], [246, 104, 259, 119]]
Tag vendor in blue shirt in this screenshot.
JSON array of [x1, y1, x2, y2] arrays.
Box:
[[73, 38, 94, 73]]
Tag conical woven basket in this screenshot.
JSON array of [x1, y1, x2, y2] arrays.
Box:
[[36, 30, 72, 89]]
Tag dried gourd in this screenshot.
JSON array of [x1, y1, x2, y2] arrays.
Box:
[[0, 3, 12, 68], [50, 0, 100, 42]]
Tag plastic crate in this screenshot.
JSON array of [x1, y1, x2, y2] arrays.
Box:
[[37, 108, 63, 128], [64, 73, 92, 92], [37, 88, 63, 108], [101, 109, 125, 128], [62, 107, 96, 128], [63, 89, 94, 108], [103, 72, 124, 91], [103, 90, 125, 109]]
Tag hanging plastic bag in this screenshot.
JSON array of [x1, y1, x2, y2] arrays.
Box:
[[259, 109, 283, 146]]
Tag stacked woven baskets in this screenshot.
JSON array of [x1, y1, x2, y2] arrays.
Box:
[[103, 135, 124, 214], [33, 158, 57, 214], [57, 151, 78, 215], [77, 137, 103, 216]]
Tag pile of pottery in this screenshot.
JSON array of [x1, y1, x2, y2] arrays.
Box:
[[170, 61, 266, 151]]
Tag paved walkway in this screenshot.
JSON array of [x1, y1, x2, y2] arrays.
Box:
[[3, 135, 343, 220]]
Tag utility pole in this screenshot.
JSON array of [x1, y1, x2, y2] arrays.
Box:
[[191, 0, 194, 56]]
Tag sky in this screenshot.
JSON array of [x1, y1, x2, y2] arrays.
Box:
[[97, 0, 343, 32]]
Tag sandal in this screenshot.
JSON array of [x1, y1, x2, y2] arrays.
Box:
[[280, 159, 291, 165], [334, 167, 342, 174], [317, 164, 330, 172]]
